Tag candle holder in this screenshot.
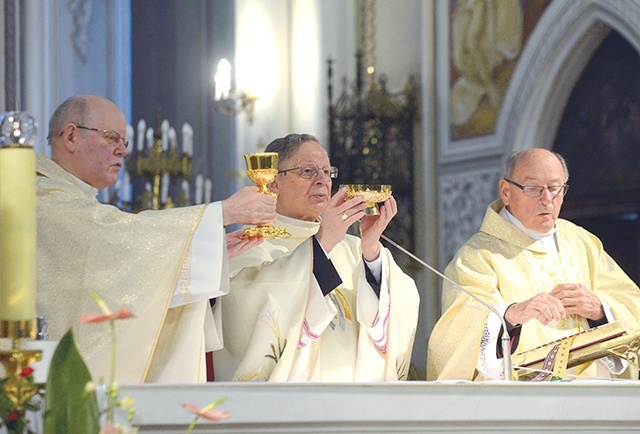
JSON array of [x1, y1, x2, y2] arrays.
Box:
[[0, 111, 42, 421], [126, 117, 192, 211], [0, 320, 42, 410]]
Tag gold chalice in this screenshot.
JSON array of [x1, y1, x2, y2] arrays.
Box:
[[243, 153, 290, 239], [341, 184, 392, 215]]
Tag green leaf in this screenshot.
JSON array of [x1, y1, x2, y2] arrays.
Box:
[[44, 330, 100, 434]]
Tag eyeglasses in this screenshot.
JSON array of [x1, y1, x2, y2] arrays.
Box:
[[61, 125, 129, 148], [278, 164, 339, 180], [504, 178, 569, 198]]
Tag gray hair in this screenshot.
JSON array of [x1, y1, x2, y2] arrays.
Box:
[[47, 95, 89, 144], [264, 133, 320, 169], [504, 149, 569, 182]]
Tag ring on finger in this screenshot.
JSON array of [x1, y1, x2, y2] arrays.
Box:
[[341, 213, 349, 220]]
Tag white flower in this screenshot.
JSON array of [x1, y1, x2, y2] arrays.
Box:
[[119, 395, 135, 410], [84, 381, 96, 395]]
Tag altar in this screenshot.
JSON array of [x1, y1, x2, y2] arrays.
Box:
[[119, 380, 640, 433]]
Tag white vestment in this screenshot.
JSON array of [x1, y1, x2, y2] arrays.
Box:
[[36, 154, 227, 383], [213, 214, 419, 381]]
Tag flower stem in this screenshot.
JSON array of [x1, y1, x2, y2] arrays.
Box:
[[107, 319, 117, 423]]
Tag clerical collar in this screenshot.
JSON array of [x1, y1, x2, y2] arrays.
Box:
[[500, 206, 558, 252]]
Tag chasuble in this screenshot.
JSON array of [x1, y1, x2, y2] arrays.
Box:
[[36, 154, 228, 383], [212, 214, 419, 381], [427, 200, 640, 381]]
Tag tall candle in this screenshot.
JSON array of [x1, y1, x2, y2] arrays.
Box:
[[169, 127, 177, 151], [0, 112, 37, 322], [102, 186, 111, 204], [121, 171, 131, 203], [204, 178, 212, 203], [182, 123, 193, 156], [126, 124, 134, 153], [182, 180, 190, 202], [161, 173, 170, 204], [146, 127, 154, 150], [136, 119, 146, 152], [161, 120, 169, 151], [195, 174, 203, 205]]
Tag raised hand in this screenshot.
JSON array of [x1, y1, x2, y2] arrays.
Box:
[[222, 186, 277, 226], [359, 196, 397, 262], [315, 187, 366, 253]]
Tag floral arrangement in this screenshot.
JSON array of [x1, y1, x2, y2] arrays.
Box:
[[0, 291, 231, 433]]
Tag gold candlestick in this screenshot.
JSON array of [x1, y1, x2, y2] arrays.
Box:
[[129, 137, 192, 211]]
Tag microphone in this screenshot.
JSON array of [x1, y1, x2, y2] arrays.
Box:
[[380, 234, 513, 381]]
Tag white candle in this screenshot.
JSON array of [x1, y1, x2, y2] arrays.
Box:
[[169, 127, 177, 150], [137, 119, 146, 152], [146, 127, 154, 149], [0, 147, 37, 321], [122, 171, 131, 202], [161, 173, 170, 203], [182, 123, 193, 156], [102, 186, 110, 204], [204, 178, 212, 203], [182, 180, 190, 203], [145, 182, 152, 209], [161, 119, 169, 151], [126, 124, 134, 153], [215, 58, 232, 100], [195, 174, 203, 205]]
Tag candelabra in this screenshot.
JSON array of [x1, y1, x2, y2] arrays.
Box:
[[125, 118, 192, 211]]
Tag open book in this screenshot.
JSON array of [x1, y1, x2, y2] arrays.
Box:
[[512, 321, 640, 379]]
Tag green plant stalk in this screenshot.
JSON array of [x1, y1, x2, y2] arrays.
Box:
[[107, 320, 117, 423]]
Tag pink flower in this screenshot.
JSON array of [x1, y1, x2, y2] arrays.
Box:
[[181, 402, 231, 422], [79, 291, 135, 323], [80, 307, 135, 324]]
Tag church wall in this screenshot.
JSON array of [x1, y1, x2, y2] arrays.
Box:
[[3, 0, 131, 153]]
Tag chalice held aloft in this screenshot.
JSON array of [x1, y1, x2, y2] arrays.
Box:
[[243, 153, 290, 239]]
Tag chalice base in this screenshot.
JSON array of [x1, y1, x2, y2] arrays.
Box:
[[364, 203, 381, 215], [243, 225, 291, 239]]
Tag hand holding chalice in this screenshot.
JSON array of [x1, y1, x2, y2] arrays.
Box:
[[340, 184, 392, 215], [243, 153, 290, 239]]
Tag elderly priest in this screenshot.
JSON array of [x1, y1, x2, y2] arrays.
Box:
[[36, 94, 276, 383], [213, 133, 420, 381], [428, 148, 640, 381]]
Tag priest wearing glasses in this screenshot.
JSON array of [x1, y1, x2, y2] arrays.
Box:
[[213, 133, 420, 381], [37, 94, 276, 383], [428, 148, 640, 381]]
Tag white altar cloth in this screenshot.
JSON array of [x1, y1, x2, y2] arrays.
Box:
[[118, 380, 640, 433]]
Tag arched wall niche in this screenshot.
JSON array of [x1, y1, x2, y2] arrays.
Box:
[[500, 0, 640, 155]]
